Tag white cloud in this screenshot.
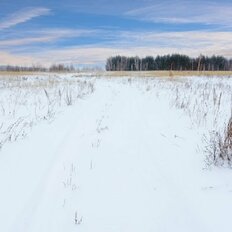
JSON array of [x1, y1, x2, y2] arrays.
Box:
[[0, 29, 98, 47], [117, 31, 232, 50], [0, 37, 56, 47], [125, 0, 232, 27], [2, 30, 232, 67], [0, 7, 50, 30]]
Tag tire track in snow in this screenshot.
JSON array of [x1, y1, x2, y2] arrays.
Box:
[[11, 81, 119, 232]]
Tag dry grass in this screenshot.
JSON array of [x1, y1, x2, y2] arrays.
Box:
[[205, 117, 232, 167], [1, 70, 232, 78], [101, 71, 232, 78], [0, 76, 95, 150]]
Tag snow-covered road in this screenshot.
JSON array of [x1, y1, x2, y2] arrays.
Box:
[[1, 77, 232, 232]]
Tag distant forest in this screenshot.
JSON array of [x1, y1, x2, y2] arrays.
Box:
[[106, 54, 232, 71], [1, 64, 75, 72], [0, 64, 103, 72]]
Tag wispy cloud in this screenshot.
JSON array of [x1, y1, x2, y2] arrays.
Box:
[[2, 29, 232, 67], [28, 30, 232, 65], [0, 7, 50, 30], [0, 29, 99, 47], [116, 31, 232, 50], [125, 0, 232, 27], [0, 37, 56, 47]]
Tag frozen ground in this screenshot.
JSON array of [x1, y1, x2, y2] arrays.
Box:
[[0, 73, 232, 232]]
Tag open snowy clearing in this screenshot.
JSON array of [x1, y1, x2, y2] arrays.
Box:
[[0, 73, 232, 232]]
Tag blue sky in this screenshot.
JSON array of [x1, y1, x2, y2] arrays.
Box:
[[1, 0, 232, 67]]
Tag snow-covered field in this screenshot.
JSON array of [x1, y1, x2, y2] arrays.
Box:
[[0, 73, 232, 232]]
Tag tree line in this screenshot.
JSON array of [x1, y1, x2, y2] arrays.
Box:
[[106, 54, 232, 71], [0, 64, 75, 72], [0, 64, 104, 72]]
